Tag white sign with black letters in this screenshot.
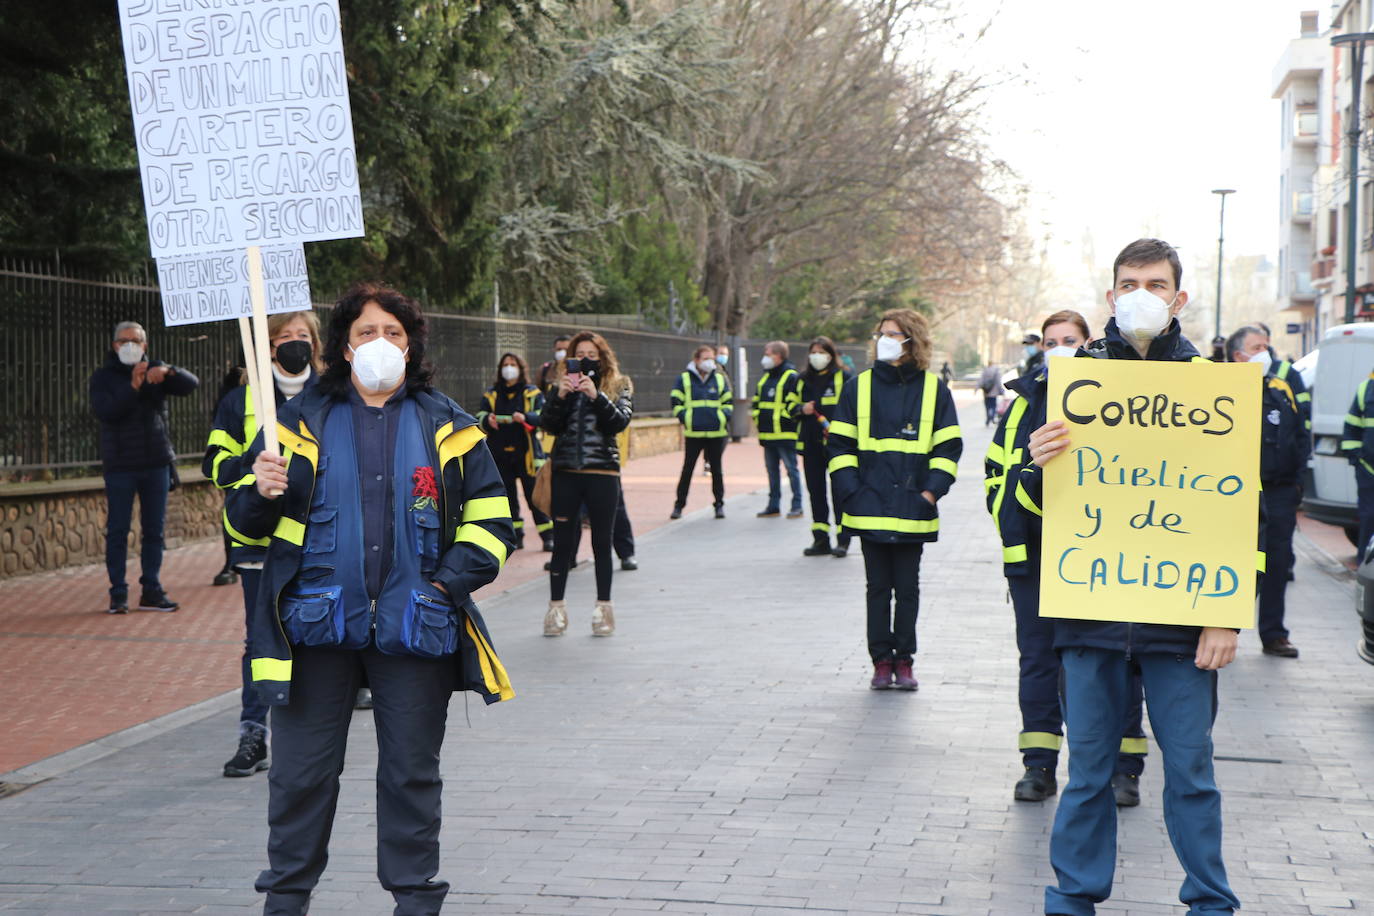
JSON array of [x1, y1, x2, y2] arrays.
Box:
[[156, 244, 312, 326], [117, 0, 364, 257]]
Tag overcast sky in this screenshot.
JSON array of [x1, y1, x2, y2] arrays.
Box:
[[934, 0, 1322, 306]]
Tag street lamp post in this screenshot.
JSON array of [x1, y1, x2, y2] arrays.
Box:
[[1331, 32, 1374, 323], [1212, 189, 1234, 342]]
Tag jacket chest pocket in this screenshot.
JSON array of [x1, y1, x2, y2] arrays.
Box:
[[402, 589, 458, 657], [304, 506, 338, 555], [281, 585, 343, 647], [413, 509, 441, 576]]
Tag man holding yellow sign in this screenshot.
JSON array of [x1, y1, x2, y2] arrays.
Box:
[[1015, 240, 1250, 916]]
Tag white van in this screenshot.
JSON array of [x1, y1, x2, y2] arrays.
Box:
[[1302, 322, 1374, 543]]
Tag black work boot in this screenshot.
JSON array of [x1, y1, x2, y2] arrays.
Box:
[[802, 537, 832, 556], [223, 725, 268, 777], [1013, 766, 1057, 801], [1112, 772, 1141, 807]]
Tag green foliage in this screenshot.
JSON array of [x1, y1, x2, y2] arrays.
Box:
[[753, 262, 933, 343], [576, 212, 709, 326], [0, 1, 145, 268]]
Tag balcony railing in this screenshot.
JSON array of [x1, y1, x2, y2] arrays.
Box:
[[1312, 257, 1336, 280]]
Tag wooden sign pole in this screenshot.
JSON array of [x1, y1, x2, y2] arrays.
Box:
[[245, 247, 282, 498], [237, 316, 265, 438]]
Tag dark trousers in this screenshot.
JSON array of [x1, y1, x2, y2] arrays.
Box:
[[761, 440, 802, 512], [800, 437, 847, 546], [983, 395, 997, 425], [1047, 648, 1237, 916], [256, 645, 453, 916], [237, 568, 269, 729], [496, 458, 550, 546], [550, 471, 619, 602], [1008, 570, 1146, 775], [674, 437, 725, 509], [102, 464, 170, 597], [614, 486, 635, 560], [1259, 481, 1300, 644], [861, 539, 922, 662], [1359, 465, 1374, 564]]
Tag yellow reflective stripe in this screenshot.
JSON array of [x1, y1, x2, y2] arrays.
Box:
[[930, 425, 961, 447], [457, 523, 509, 568], [223, 508, 268, 548], [985, 442, 1005, 465], [536, 520, 553, 533], [1257, 550, 1266, 573], [828, 454, 859, 473], [929, 457, 958, 477], [1296, 392, 1311, 403], [1341, 439, 1363, 450], [273, 516, 305, 546], [251, 657, 292, 682], [811, 522, 830, 533], [757, 431, 797, 441], [829, 420, 858, 438], [915, 372, 937, 451], [1120, 737, 1148, 755], [1019, 731, 1062, 751], [1015, 480, 1042, 517], [209, 449, 237, 488], [207, 428, 244, 454], [1347, 414, 1365, 428], [465, 616, 515, 701], [1003, 544, 1028, 563], [841, 513, 939, 534], [461, 496, 509, 523]]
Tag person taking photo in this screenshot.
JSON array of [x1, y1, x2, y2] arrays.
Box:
[[540, 331, 634, 637]]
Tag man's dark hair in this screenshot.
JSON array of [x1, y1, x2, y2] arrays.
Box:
[[553, 335, 570, 346], [319, 283, 434, 396], [1224, 325, 1266, 363], [1113, 238, 1183, 289]]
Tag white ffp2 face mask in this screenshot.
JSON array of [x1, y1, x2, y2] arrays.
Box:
[[348, 338, 408, 393], [117, 342, 145, 366], [808, 352, 832, 370], [554, 349, 567, 361], [1044, 345, 1077, 360], [875, 336, 906, 362], [1113, 288, 1176, 342], [698, 358, 717, 374], [761, 355, 776, 371], [1248, 348, 1274, 374], [500, 365, 520, 382]]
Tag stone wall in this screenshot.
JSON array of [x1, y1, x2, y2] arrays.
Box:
[[0, 418, 693, 580], [0, 466, 223, 581]]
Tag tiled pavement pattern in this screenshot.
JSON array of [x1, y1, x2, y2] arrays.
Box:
[[2, 395, 1373, 915], [0, 443, 765, 775]]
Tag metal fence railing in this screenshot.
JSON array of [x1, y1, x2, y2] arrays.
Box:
[[0, 257, 872, 476]]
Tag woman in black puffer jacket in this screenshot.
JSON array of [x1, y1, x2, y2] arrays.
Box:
[[540, 330, 634, 637]]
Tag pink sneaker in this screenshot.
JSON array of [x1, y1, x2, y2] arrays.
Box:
[[870, 660, 894, 690], [893, 659, 919, 691]]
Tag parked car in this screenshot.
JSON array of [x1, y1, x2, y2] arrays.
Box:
[[1301, 323, 1374, 545]]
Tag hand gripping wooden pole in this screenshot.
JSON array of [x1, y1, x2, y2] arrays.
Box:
[[246, 246, 282, 495]]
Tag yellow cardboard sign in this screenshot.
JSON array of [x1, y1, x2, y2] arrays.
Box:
[[1039, 357, 1260, 628]]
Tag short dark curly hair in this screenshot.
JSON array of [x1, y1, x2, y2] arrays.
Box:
[[318, 283, 434, 397]]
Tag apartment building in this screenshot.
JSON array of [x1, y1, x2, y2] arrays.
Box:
[[1274, 3, 1374, 352]]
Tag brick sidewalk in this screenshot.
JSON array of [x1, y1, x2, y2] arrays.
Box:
[[3, 392, 1371, 914], [0, 438, 770, 775]]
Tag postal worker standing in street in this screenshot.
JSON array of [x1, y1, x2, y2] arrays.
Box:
[[229, 283, 515, 916]]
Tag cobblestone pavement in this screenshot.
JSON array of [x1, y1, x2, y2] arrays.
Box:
[[2, 395, 1373, 915]]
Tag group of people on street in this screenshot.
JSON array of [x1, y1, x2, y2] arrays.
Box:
[[82, 236, 1339, 915]]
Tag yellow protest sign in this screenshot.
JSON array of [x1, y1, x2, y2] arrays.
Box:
[[1039, 357, 1261, 628]]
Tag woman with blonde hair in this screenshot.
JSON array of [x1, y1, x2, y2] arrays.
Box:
[[827, 308, 962, 690], [540, 330, 634, 636], [203, 308, 324, 779]]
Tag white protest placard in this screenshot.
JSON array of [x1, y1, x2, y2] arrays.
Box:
[[156, 243, 311, 326], [117, 0, 364, 258]]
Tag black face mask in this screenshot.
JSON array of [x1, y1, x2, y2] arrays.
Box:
[[275, 340, 312, 375]]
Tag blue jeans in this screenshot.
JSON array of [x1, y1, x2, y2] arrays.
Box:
[[238, 568, 270, 729], [103, 465, 170, 597], [761, 440, 802, 512], [1047, 648, 1238, 916]]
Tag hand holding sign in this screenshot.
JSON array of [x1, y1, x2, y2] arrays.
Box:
[[1028, 420, 1071, 468]]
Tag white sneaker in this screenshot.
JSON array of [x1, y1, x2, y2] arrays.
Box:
[[544, 600, 568, 637], [591, 601, 615, 637]]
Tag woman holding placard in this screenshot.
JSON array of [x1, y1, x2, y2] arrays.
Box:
[[826, 308, 961, 691], [983, 309, 1149, 806]]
